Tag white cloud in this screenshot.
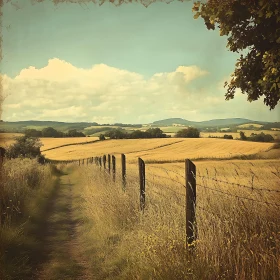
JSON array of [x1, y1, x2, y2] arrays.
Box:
[[1, 58, 279, 123]]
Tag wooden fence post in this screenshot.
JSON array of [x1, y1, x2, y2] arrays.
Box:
[[79, 159, 80, 166], [121, 154, 126, 191], [83, 159, 85, 165], [185, 159, 197, 248], [108, 154, 111, 174], [103, 155, 107, 169], [112, 155, 116, 182], [87, 158, 89, 165], [138, 158, 145, 212]]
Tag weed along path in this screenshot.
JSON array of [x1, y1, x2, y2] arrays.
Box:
[[35, 166, 92, 280]]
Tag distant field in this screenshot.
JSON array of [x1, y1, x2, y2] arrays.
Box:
[[0, 133, 24, 147], [43, 138, 275, 162], [237, 123, 263, 128], [43, 138, 182, 160], [0, 133, 98, 151], [122, 159, 280, 193], [201, 130, 280, 140], [40, 137, 99, 151]]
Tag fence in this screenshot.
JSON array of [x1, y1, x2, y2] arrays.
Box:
[[2, 153, 280, 248]]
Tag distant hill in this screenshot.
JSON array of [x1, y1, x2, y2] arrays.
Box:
[[151, 118, 269, 128], [0, 121, 99, 133]]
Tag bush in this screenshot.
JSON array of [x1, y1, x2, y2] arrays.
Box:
[[99, 134, 106, 141], [175, 127, 200, 138], [249, 132, 274, 142], [224, 134, 233, 139], [239, 131, 247, 140], [5, 136, 45, 162]]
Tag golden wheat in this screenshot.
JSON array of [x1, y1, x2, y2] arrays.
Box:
[[77, 161, 280, 279], [43, 138, 275, 162]]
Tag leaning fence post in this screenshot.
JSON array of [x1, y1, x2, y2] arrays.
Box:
[[185, 159, 197, 248], [112, 155, 116, 182], [121, 154, 126, 191], [99, 157, 102, 168], [103, 155, 107, 169], [108, 154, 111, 174], [138, 158, 145, 212]]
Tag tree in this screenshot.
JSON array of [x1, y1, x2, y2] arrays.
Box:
[[24, 129, 42, 138], [99, 134, 106, 141], [146, 128, 167, 138], [42, 127, 59, 138], [224, 134, 233, 139], [193, 0, 280, 109], [239, 131, 247, 140], [67, 129, 85, 137], [6, 136, 44, 161], [175, 127, 200, 138]]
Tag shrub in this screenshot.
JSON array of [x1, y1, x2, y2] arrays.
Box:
[[5, 136, 44, 162], [175, 127, 200, 138], [223, 134, 233, 139], [239, 131, 247, 140]]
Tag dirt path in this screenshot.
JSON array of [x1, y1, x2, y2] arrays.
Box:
[[35, 167, 92, 280]]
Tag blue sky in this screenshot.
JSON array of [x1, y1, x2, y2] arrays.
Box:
[[1, 0, 279, 123]]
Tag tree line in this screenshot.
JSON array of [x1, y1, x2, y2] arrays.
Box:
[[100, 127, 201, 140], [100, 128, 169, 140], [24, 127, 86, 138]]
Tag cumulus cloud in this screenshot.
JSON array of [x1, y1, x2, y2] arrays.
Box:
[[1, 58, 278, 123]]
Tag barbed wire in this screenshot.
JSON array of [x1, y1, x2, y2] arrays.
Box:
[[194, 172, 280, 193], [146, 179, 185, 198], [197, 183, 280, 208], [147, 165, 185, 180], [146, 173, 186, 188]]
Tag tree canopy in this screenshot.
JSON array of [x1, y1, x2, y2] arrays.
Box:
[[175, 127, 200, 138], [193, 0, 280, 109], [6, 136, 43, 159]]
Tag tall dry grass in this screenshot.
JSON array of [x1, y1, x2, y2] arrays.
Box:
[[0, 158, 58, 280], [77, 162, 280, 280]]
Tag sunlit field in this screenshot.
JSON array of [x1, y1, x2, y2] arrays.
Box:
[[237, 123, 264, 128], [0, 133, 98, 151], [43, 138, 275, 162], [40, 137, 99, 151], [76, 157, 280, 279], [201, 130, 280, 139], [0, 133, 24, 147]]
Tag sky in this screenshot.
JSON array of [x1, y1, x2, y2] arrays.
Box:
[[0, 0, 279, 124]]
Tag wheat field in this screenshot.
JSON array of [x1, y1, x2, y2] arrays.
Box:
[[42, 138, 275, 162], [0, 133, 24, 147], [0, 133, 98, 150], [77, 158, 280, 279]]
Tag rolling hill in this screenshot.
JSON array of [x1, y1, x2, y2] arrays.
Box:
[[151, 118, 267, 127]]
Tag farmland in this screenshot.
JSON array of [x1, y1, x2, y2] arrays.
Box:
[[42, 137, 276, 162], [1, 131, 280, 279]]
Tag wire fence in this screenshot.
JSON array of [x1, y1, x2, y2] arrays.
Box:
[[41, 153, 280, 247]]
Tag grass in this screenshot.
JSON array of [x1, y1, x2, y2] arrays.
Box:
[[0, 158, 59, 280], [74, 159, 280, 279]]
